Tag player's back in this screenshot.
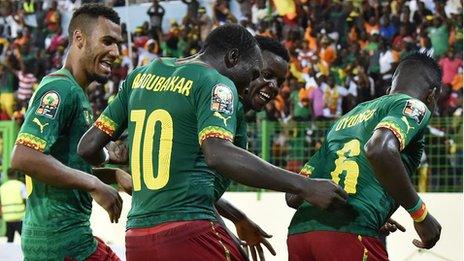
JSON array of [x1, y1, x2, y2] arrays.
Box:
[[123, 58, 239, 229], [289, 93, 431, 237]]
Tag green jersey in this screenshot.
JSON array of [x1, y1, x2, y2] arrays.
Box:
[[95, 58, 243, 229], [16, 68, 97, 260], [289, 93, 431, 237]]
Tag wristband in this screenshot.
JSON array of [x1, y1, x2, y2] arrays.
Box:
[[102, 147, 110, 165], [407, 198, 428, 223]]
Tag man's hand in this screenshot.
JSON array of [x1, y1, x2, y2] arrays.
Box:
[[299, 178, 348, 210], [235, 218, 276, 261], [106, 141, 128, 164], [115, 168, 133, 195], [379, 218, 406, 236], [90, 181, 123, 223], [413, 213, 442, 249]]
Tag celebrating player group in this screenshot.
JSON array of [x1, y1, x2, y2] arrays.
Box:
[[10, 3, 441, 261]]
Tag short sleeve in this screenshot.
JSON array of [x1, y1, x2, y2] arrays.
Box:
[[375, 98, 431, 151], [196, 77, 239, 145], [94, 79, 130, 140], [16, 81, 76, 154]]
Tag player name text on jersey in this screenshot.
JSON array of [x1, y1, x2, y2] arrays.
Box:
[[335, 109, 377, 131], [131, 73, 193, 96]]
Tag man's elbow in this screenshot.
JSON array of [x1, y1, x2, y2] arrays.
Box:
[[77, 139, 97, 162], [10, 146, 30, 172], [204, 150, 221, 170], [365, 139, 398, 164], [202, 139, 227, 170]]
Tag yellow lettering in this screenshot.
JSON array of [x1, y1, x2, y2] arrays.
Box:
[[132, 74, 142, 88], [336, 118, 346, 131], [347, 114, 360, 128], [160, 77, 172, 91], [154, 77, 166, 91], [138, 74, 148, 88], [181, 80, 193, 96], [147, 76, 159, 91], [166, 76, 179, 91], [172, 78, 184, 93], [143, 75, 155, 89]]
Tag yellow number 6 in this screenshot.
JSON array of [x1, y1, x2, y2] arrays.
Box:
[[330, 139, 361, 194]]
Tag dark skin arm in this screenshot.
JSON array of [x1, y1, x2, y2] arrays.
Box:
[[365, 129, 441, 249], [79, 127, 348, 210], [77, 127, 128, 166], [11, 145, 123, 223], [92, 168, 133, 195], [216, 198, 276, 261], [202, 138, 348, 210]]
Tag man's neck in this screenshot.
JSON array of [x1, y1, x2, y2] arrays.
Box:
[[64, 53, 89, 89]]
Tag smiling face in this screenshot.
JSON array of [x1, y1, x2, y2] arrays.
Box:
[[79, 16, 122, 84], [243, 50, 289, 111]]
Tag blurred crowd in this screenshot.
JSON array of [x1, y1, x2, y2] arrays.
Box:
[[0, 0, 462, 127]]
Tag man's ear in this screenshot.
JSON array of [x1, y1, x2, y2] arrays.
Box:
[[73, 30, 85, 49], [224, 48, 239, 68], [427, 87, 437, 104]]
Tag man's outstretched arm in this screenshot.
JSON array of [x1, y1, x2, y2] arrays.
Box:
[[11, 145, 123, 223], [202, 138, 348, 210], [365, 129, 441, 249]]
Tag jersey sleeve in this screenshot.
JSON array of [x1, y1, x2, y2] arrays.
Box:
[[375, 98, 431, 151], [16, 81, 77, 154], [94, 79, 130, 140], [195, 76, 239, 145]]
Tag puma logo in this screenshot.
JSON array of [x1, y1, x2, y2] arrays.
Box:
[[33, 117, 49, 133], [214, 111, 231, 126], [401, 116, 414, 133]]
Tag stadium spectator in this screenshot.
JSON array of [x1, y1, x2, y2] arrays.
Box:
[[16, 57, 37, 108], [0, 169, 26, 243], [0, 0, 459, 124], [439, 49, 463, 85], [44, 1, 60, 35], [147, 0, 165, 38]]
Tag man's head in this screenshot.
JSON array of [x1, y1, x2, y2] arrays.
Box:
[[202, 24, 262, 95], [242, 35, 289, 111], [68, 4, 122, 84], [390, 52, 442, 113]]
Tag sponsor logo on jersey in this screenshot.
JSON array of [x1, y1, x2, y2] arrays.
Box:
[[84, 110, 93, 126], [403, 99, 426, 124], [211, 84, 234, 115], [35, 91, 60, 119], [401, 116, 415, 133], [32, 117, 49, 133], [213, 111, 231, 126]]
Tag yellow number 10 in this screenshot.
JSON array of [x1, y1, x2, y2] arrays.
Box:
[[330, 139, 361, 194], [130, 109, 173, 191]]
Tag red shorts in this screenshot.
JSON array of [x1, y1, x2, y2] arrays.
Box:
[[65, 237, 120, 261], [125, 220, 245, 261], [287, 231, 389, 261], [87, 237, 121, 261]]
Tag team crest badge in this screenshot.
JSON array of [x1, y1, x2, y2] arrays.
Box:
[[84, 110, 93, 126], [403, 99, 426, 124], [36, 91, 60, 119], [211, 84, 234, 115]]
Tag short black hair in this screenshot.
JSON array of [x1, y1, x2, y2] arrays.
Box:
[[255, 35, 290, 62], [68, 3, 120, 42], [202, 24, 257, 58], [400, 51, 442, 89]]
